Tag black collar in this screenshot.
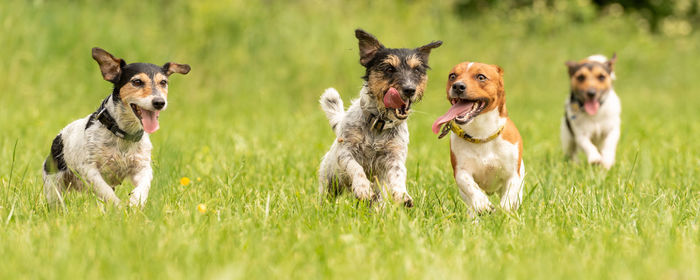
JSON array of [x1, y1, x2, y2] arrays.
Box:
[[368, 112, 398, 132], [89, 98, 144, 142]]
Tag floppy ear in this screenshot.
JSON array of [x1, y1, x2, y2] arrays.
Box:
[[565, 61, 579, 77], [415, 41, 443, 63], [162, 62, 191, 76], [92, 47, 125, 83], [355, 29, 384, 66]]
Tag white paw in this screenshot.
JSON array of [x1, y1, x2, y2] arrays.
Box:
[[601, 156, 615, 169], [128, 195, 146, 208], [352, 179, 376, 201], [499, 195, 521, 212], [587, 153, 602, 165], [469, 194, 494, 215], [392, 191, 414, 208]]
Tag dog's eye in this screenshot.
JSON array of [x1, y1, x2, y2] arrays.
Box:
[[131, 79, 143, 87], [448, 73, 456, 81], [476, 74, 487, 81], [386, 65, 396, 73], [160, 80, 168, 87], [576, 74, 585, 82], [597, 74, 606, 82]]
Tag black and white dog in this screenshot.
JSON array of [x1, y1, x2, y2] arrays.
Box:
[[42, 48, 190, 207]]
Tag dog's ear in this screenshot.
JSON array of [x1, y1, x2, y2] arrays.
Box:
[[565, 61, 579, 77], [415, 41, 443, 63], [162, 62, 191, 76], [92, 47, 125, 83], [355, 29, 384, 66], [606, 53, 617, 72]]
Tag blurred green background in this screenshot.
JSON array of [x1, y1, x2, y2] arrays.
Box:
[[0, 0, 698, 279]]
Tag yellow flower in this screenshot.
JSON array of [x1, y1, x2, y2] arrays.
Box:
[[197, 177, 202, 182], [197, 203, 207, 213], [180, 177, 191, 186]]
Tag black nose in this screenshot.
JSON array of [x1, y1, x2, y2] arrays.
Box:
[[586, 90, 596, 98], [402, 87, 416, 97], [152, 97, 166, 110], [452, 81, 466, 93]]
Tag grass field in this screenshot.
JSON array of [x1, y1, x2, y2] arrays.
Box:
[[0, 0, 698, 279]]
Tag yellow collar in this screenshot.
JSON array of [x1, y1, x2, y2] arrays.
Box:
[[448, 120, 504, 144]]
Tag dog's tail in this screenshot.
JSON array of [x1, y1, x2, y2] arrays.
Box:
[[320, 88, 344, 134]]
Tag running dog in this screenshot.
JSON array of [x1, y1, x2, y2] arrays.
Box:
[[318, 29, 442, 206], [42, 47, 190, 207], [561, 54, 620, 169], [432, 62, 524, 214]]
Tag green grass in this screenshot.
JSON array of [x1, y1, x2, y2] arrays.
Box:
[[0, 0, 698, 279]]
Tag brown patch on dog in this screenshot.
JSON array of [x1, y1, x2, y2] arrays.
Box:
[[446, 62, 507, 116], [154, 72, 169, 97], [414, 75, 428, 102], [383, 55, 400, 69], [119, 73, 153, 101], [567, 64, 613, 95], [501, 118, 523, 175], [450, 141, 457, 178], [368, 70, 391, 107], [406, 54, 422, 68]]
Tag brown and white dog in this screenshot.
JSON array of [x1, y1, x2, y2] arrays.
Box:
[[432, 62, 524, 214], [561, 54, 620, 169]]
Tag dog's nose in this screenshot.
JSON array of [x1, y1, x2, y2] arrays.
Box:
[[402, 87, 416, 97], [452, 82, 466, 93], [152, 97, 166, 110], [586, 89, 596, 98]]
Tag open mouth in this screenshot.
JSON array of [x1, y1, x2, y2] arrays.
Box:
[[450, 98, 487, 124], [130, 103, 161, 134], [431, 98, 487, 134], [383, 87, 412, 120]]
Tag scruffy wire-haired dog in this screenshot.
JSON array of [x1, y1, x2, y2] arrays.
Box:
[[318, 29, 442, 206], [561, 54, 620, 169], [42, 48, 190, 207]]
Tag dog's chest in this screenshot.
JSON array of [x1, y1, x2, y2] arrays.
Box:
[[92, 137, 151, 185], [343, 125, 407, 171], [451, 136, 518, 192]]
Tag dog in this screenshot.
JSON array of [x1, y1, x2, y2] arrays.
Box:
[[42, 47, 190, 207], [561, 54, 620, 169], [318, 29, 442, 207], [432, 62, 524, 214]]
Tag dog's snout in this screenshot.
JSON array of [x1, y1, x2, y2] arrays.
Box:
[[402, 87, 416, 98], [152, 97, 166, 110], [586, 89, 596, 98], [452, 82, 466, 93]]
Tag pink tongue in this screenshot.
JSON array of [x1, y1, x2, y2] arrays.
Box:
[[432, 100, 475, 134], [584, 100, 600, 115], [383, 87, 405, 109], [141, 110, 160, 134]]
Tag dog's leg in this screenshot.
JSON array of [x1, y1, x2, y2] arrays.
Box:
[[43, 170, 65, 206], [384, 160, 413, 207], [128, 166, 153, 207], [337, 149, 375, 201], [575, 135, 603, 165], [499, 165, 524, 212], [455, 170, 494, 215], [560, 118, 577, 160], [80, 166, 121, 205], [599, 127, 620, 169]]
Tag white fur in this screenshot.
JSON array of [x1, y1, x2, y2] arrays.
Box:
[[561, 89, 621, 169], [42, 97, 158, 207], [450, 109, 524, 214]]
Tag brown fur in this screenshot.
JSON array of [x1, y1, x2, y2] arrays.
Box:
[[450, 142, 457, 177], [118, 73, 170, 102], [406, 54, 422, 68], [501, 118, 523, 175], [446, 62, 507, 117]]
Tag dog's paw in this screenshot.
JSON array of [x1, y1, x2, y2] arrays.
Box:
[[601, 156, 615, 170], [392, 191, 414, 208], [352, 179, 375, 201], [128, 195, 145, 208], [499, 196, 521, 212], [587, 153, 603, 166], [469, 195, 495, 215]]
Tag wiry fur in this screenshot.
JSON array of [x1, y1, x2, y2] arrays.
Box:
[[42, 47, 189, 207], [561, 54, 621, 169], [318, 29, 441, 206]]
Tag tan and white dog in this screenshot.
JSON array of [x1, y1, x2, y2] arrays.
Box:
[[432, 62, 524, 214], [561, 54, 620, 169]]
